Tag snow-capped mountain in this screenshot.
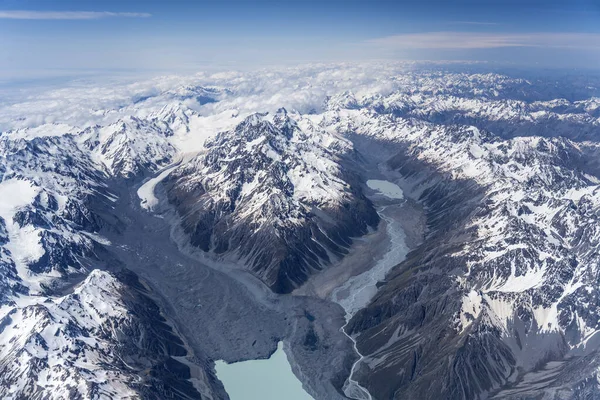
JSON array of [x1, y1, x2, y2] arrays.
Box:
[[0, 97, 220, 399], [320, 102, 600, 399], [0, 133, 109, 296], [2, 64, 600, 399], [163, 108, 379, 293], [0, 269, 206, 400], [81, 116, 177, 178]]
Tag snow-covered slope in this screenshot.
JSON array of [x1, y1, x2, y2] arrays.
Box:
[[164, 109, 379, 293], [1, 64, 600, 399], [0, 102, 215, 398], [0, 270, 204, 400], [0, 133, 109, 296], [82, 116, 177, 178], [322, 105, 600, 399]]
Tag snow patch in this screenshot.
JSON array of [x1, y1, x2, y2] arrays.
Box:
[[459, 290, 483, 331], [0, 179, 40, 222]]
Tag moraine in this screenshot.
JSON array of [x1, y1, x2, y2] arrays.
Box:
[[332, 179, 408, 319], [331, 179, 410, 400]]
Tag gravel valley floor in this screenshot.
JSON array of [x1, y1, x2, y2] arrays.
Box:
[[91, 150, 423, 400]]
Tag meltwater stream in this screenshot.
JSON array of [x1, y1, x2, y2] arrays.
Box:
[[137, 169, 408, 400], [133, 164, 347, 400], [332, 180, 409, 400]]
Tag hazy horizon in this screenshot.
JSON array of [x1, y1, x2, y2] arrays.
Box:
[[1, 0, 599, 76]]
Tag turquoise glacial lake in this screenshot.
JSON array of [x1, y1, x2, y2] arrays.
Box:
[[215, 341, 314, 400]]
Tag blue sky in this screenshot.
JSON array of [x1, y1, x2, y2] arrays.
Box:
[[1, 0, 600, 75]]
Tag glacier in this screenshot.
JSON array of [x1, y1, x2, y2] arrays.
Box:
[[1, 63, 600, 399]]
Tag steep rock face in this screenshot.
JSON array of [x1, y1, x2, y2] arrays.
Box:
[[3, 67, 600, 399], [318, 107, 600, 399], [406, 95, 600, 141], [0, 124, 219, 399], [164, 109, 379, 293], [0, 135, 110, 295], [328, 89, 600, 141], [0, 217, 26, 304], [82, 116, 177, 178], [0, 270, 204, 400]]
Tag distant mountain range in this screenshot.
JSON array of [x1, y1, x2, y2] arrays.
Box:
[[2, 65, 600, 399]]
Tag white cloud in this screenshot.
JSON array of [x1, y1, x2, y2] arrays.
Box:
[[0, 61, 583, 133], [449, 21, 500, 26], [0, 63, 412, 131], [367, 32, 600, 50], [0, 10, 151, 20]]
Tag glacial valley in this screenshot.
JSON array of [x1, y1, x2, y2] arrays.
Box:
[[2, 64, 600, 400]]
